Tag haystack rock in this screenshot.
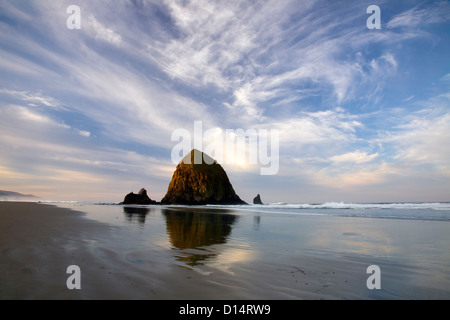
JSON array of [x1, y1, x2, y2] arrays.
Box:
[[161, 149, 247, 205], [121, 188, 158, 205], [253, 194, 263, 205]]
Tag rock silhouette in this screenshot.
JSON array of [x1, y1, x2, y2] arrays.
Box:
[[161, 149, 247, 205], [121, 188, 158, 205], [253, 194, 263, 205]]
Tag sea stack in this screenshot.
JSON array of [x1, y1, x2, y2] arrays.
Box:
[[161, 149, 247, 205], [121, 188, 158, 205], [253, 194, 263, 205]]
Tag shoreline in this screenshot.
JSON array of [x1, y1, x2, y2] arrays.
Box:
[[1, 201, 448, 300], [0, 201, 110, 299]]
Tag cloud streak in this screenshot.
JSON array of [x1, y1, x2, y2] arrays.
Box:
[[0, 0, 449, 202]]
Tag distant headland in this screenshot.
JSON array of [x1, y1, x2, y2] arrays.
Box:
[[0, 190, 39, 201]]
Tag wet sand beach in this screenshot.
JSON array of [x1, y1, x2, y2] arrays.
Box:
[[1, 201, 449, 300]]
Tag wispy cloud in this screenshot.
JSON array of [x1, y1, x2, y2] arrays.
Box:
[[330, 151, 379, 164], [87, 15, 122, 45], [384, 109, 450, 176], [154, 0, 361, 114], [148, 0, 417, 121], [387, 1, 450, 29], [277, 108, 363, 148], [1, 0, 449, 202], [0, 102, 169, 200], [0, 89, 63, 108]]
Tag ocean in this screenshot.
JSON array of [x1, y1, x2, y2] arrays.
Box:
[[54, 201, 450, 222], [38, 201, 449, 299]]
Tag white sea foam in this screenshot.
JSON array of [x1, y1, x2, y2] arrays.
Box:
[[40, 200, 450, 221], [207, 202, 450, 221], [261, 201, 450, 211]]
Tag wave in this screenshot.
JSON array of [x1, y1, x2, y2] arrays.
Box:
[[206, 202, 450, 221], [258, 201, 450, 211], [41, 200, 450, 221], [232, 202, 450, 222], [22, 199, 450, 211]]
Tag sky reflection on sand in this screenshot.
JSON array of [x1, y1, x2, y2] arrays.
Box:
[[54, 203, 450, 298], [62, 203, 450, 265]]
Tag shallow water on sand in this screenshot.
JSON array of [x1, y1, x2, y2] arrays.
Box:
[[55, 203, 450, 299]]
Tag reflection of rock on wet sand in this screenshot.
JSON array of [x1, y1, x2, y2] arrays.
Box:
[[123, 206, 150, 223], [162, 208, 238, 266]]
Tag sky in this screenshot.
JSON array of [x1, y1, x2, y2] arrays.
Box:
[[0, 0, 449, 203]]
